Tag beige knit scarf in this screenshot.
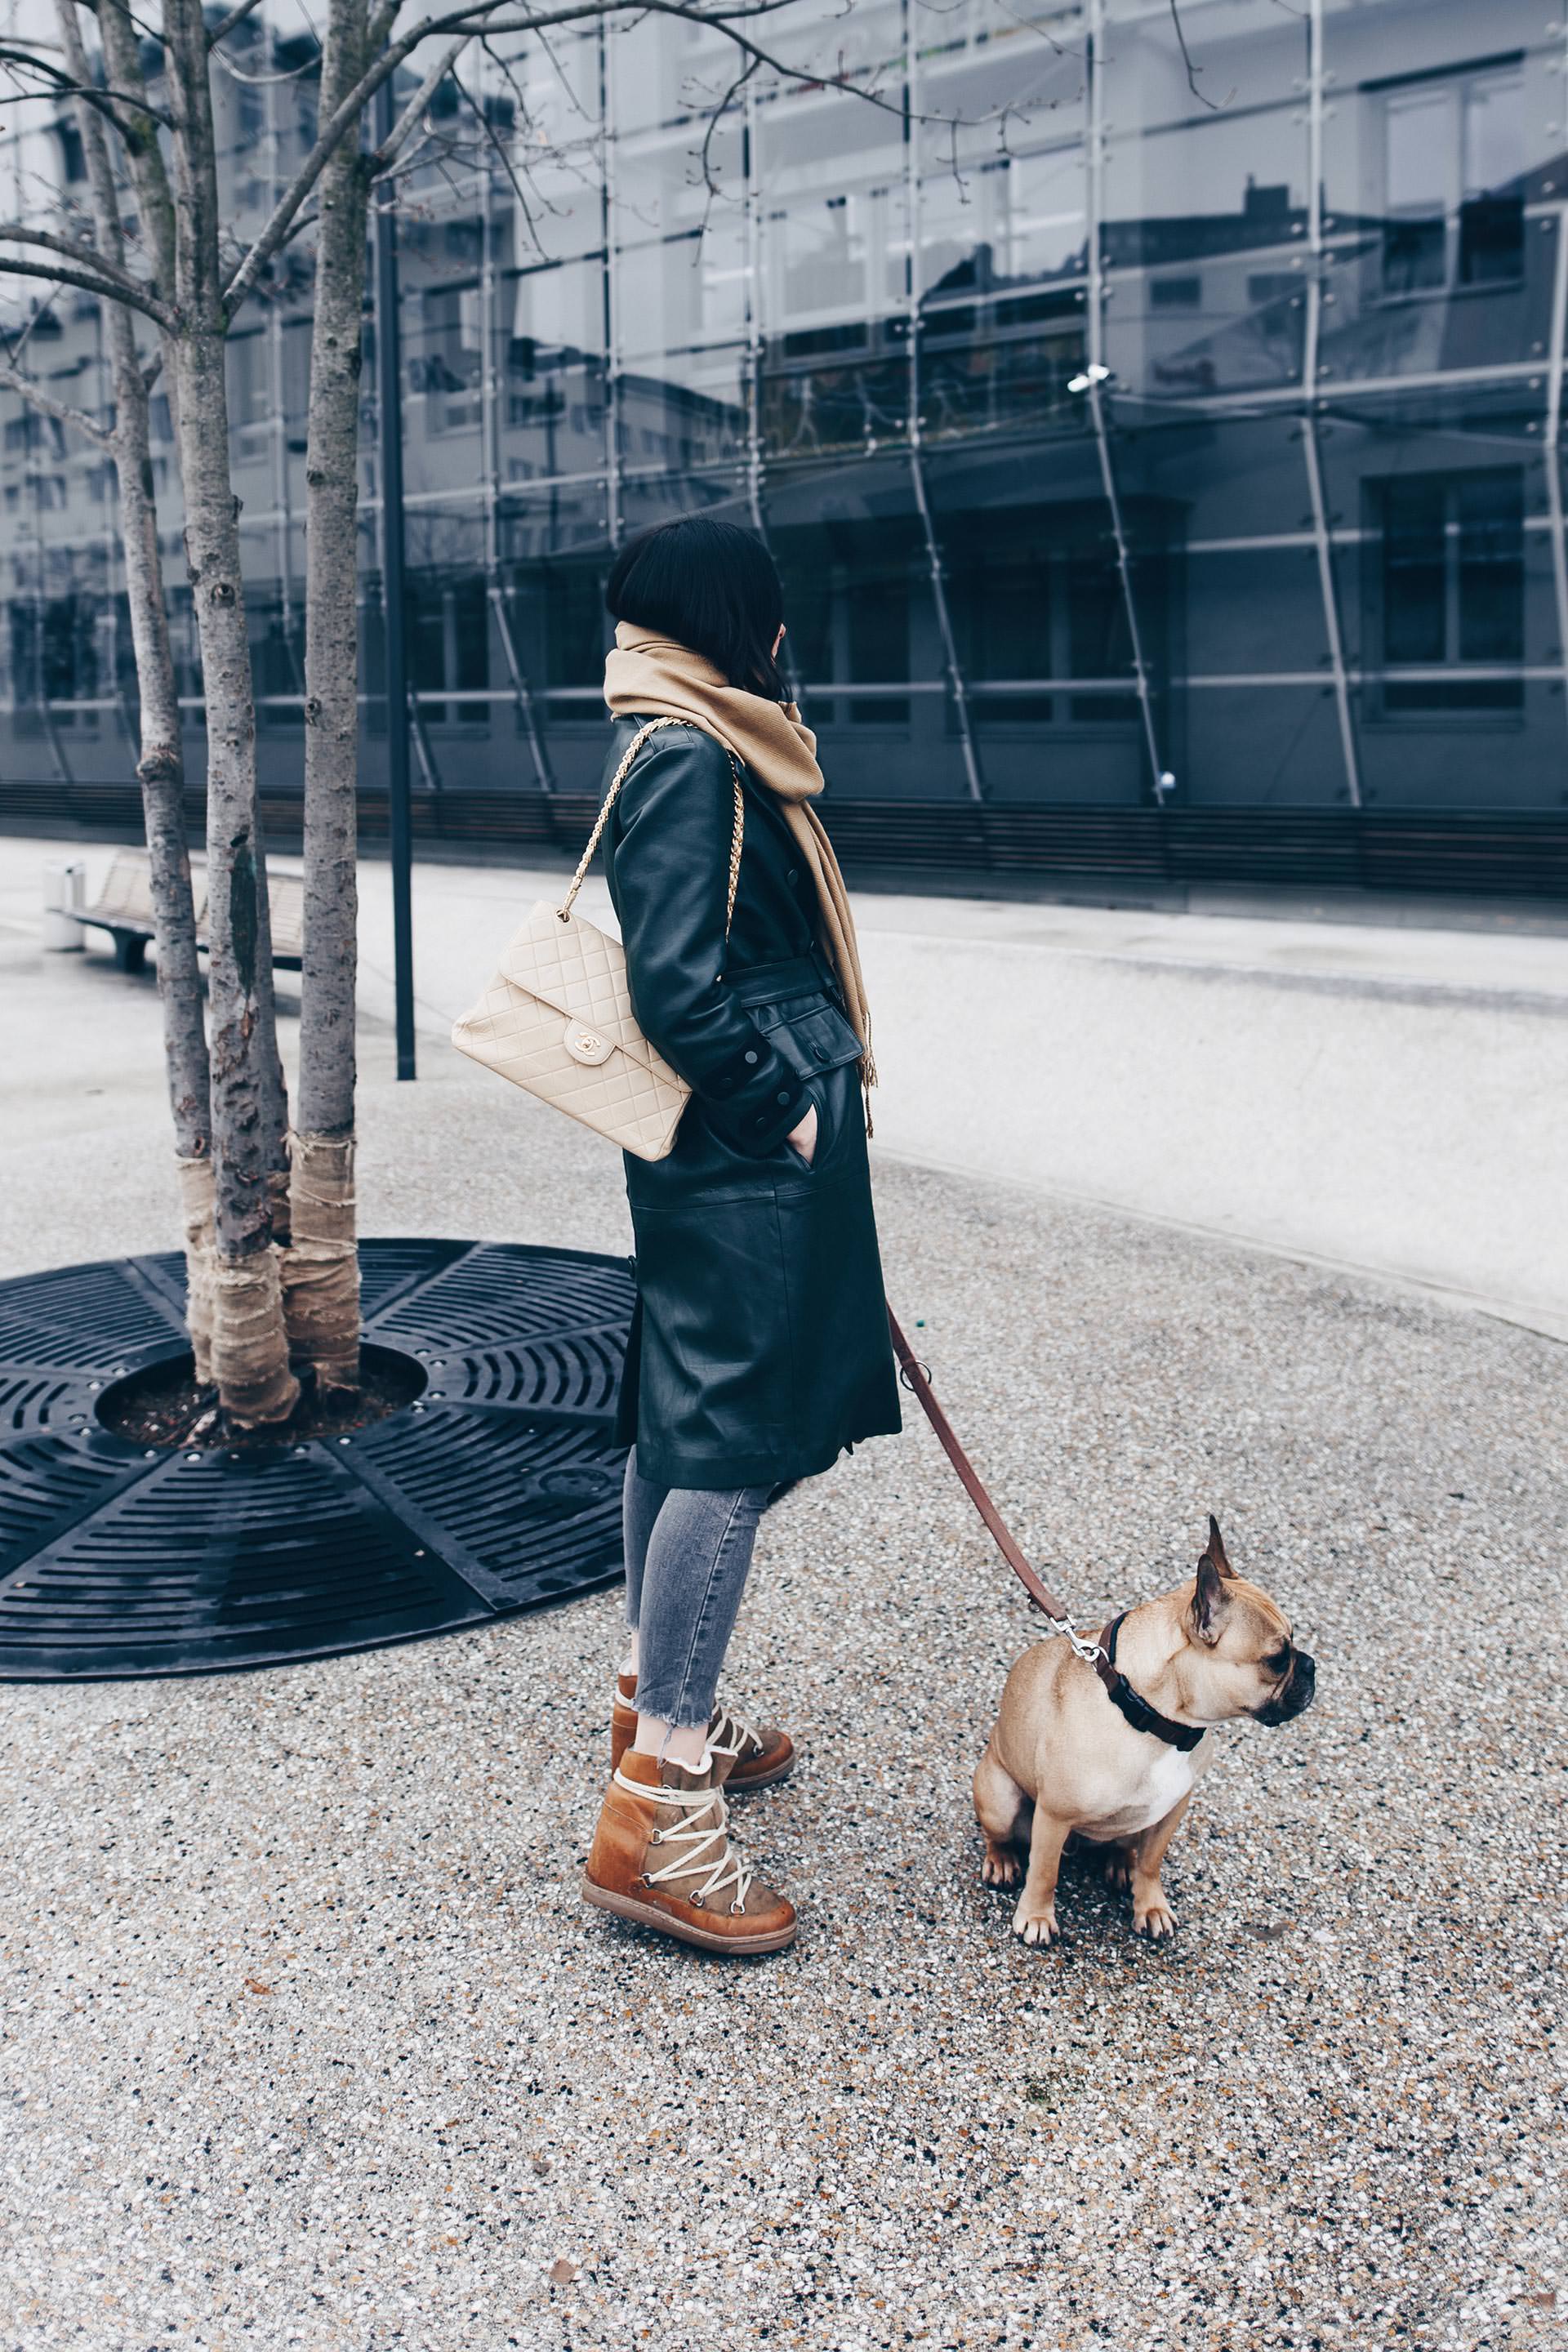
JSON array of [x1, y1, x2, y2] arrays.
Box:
[[604, 622, 875, 1093]]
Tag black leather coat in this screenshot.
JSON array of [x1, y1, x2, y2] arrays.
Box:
[[602, 715, 901, 1490]]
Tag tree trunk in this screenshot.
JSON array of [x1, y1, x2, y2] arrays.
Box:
[[165, 0, 296, 1425], [57, 0, 216, 1377], [285, 0, 371, 1390]]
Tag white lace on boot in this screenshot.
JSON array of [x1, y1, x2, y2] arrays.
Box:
[[611, 1763, 755, 1913], [706, 1699, 764, 1767]]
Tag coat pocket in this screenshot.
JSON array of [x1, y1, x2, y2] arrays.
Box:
[[753, 992, 864, 1080]]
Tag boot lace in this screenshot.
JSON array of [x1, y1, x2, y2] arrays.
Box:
[[612, 1766, 755, 1912], [707, 1699, 763, 1764]]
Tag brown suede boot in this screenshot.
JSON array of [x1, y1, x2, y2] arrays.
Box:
[[610, 1673, 795, 1792], [582, 1749, 798, 1955]]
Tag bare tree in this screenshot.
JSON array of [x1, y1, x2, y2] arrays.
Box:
[[0, 0, 1012, 1419], [283, 0, 374, 1391], [1, 1, 217, 1379]]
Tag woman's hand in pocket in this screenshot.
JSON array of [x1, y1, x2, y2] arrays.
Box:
[[785, 1102, 818, 1166]]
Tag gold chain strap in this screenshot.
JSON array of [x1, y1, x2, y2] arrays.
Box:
[[558, 717, 745, 934]]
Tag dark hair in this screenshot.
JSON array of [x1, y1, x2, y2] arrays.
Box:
[[606, 515, 786, 701]]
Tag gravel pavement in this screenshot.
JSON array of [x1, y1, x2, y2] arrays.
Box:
[[0, 891, 1562, 2351]]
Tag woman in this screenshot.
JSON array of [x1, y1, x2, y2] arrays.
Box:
[[581, 515, 902, 1958]]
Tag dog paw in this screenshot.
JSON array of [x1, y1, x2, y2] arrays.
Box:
[[982, 1842, 1022, 1889], [1012, 1898, 1059, 1946], [1133, 1894, 1176, 1939], [1098, 1848, 1133, 1892]]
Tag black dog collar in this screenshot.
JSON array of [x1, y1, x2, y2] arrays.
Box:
[[1096, 1613, 1207, 1753]]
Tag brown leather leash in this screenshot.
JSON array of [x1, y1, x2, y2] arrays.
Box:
[[886, 1305, 1205, 1751]]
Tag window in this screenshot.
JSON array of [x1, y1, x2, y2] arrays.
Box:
[[5, 411, 62, 456], [227, 332, 270, 430], [406, 572, 488, 724], [847, 569, 909, 727], [251, 595, 303, 728], [771, 518, 916, 728], [1379, 64, 1524, 297], [945, 503, 1150, 728], [1370, 468, 1524, 713], [10, 594, 98, 722], [541, 564, 608, 715], [415, 284, 483, 432]]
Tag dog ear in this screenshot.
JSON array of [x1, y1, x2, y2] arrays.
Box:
[[1203, 1514, 1237, 1580], [1191, 1553, 1231, 1645]]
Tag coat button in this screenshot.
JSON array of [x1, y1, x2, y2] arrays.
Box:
[[744, 1049, 759, 1065], [787, 867, 800, 885], [777, 1089, 791, 1103]]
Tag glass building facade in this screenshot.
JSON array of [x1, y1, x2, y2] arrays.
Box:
[[2, 0, 1566, 817]]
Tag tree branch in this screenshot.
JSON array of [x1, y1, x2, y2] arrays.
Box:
[[97, 0, 178, 305], [218, 0, 898, 323], [448, 54, 546, 249], [0, 225, 173, 321], [0, 42, 172, 128], [1167, 0, 1233, 111], [207, 0, 270, 47], [370, 33, 470, 173], [0, 251, 174, 326], [0, 360, 113, 447]]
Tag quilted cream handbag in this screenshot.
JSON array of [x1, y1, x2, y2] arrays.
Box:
[[450, 718, 744, 1160]]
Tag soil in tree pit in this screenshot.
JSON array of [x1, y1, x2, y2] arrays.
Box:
[[99, 1345, 427, 1453]]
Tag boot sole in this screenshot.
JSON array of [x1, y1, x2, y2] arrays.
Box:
[[723, 1750, 795, 1794], [608, 1748, 798, 1791], [581, 1873, 797, 1955]]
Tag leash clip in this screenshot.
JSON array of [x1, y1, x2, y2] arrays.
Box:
[[1041, 1610, 1107, 1667]]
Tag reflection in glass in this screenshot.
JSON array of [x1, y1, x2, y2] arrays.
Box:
[[0, 0, 1562, 813], [1372, 468, 1525, 711]]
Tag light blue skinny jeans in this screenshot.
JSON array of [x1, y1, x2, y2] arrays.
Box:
[[621, 1448, 772, 1729]]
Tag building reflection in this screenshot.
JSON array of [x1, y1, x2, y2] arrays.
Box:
[[2, 0, 1564, 819]]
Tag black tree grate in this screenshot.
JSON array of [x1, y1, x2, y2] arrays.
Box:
[[0, 1239, 633, 1681]]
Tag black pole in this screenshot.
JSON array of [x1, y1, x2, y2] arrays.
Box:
[[372, 77, 416, 1080]]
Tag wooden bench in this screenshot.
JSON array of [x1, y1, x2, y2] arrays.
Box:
[[79, 849, 304, 971]]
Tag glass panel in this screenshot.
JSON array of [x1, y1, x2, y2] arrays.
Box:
[[618, 345, 749, 472], [493, 501, 613, 724], [1456, 469, 1526, 662], [406, 571, 490, 726], [1380, 479, 1446, 664], [504, 261, 609, 485], [616, 220, 748, 358], [1314, 379, 1547, 737], [620, 470, 750, 536], [498, 482, 612, 563], [1116, 406, 1322, 548], [764, 465, 934, 739], [1102, 0, 1309, 397], [479, 32, 605, 265], [399, 217, 486, 495], [1320, 0, 1560, 382], [1104, 2, 1316, 397], [609, 11, 747, 136], [920, 303, 1086, 442], [1187, 685, 1352, 804], [757, 63, 910, 458], [762, 328, 909, 459], [249, 585, 305, 729], [918, 2, 1087, 305]]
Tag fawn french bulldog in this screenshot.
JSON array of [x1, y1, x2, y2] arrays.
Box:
[[973, 1517, 1315, 1943]]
